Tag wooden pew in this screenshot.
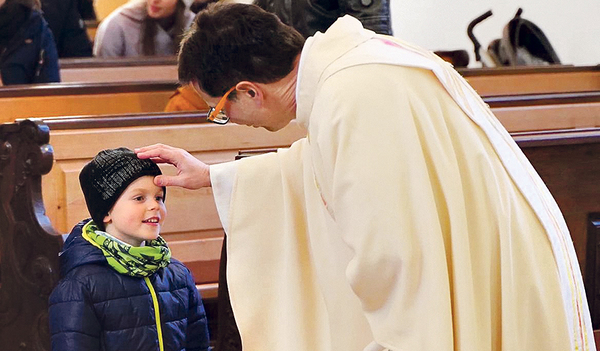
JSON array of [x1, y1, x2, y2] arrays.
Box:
[[59, 56, 178, 83], [57, 58, 599, 98], [4, 89, 600, 347], [31, 90, 600, 292], [488, 91, 600, 132], [2, 76, 595, 135], [459, 65, 600, 97], [0, 81, 179, 123]]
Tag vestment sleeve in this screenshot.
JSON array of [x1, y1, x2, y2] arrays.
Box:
[[311, 65, 444, 348], [210, 161, 238, 234], [48, 278, 101, 351]]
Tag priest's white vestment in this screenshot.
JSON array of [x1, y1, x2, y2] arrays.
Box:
[[210, 16, 595, 351]]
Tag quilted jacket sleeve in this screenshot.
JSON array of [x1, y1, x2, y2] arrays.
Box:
[[184, 270, 211, 351], [48, 278, 101, 351]]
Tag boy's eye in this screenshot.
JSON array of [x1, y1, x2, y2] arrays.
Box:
[[156, 196, 165, 202], [134, 196, 144, 201]]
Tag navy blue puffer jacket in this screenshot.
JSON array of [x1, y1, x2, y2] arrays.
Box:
[[48, 220, 210, 351]]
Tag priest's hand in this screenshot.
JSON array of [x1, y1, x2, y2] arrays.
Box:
[[135, 143, 211, 189]]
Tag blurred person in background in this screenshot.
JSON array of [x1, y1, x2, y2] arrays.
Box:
[[93, 0, 194, 57], [254, 0, 392, 38], [41, 0, 93, 57], [0, 0, 60, 85]]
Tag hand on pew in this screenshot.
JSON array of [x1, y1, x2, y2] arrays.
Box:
[[135, 143, 211, 189]]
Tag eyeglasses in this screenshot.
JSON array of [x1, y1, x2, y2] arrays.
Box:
[[207, 86, 235, 124]]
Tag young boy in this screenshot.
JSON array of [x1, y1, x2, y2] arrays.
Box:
[[48, 147, 210, 351]]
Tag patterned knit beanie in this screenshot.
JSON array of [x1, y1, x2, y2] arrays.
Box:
[[79, 147, 165, 229]]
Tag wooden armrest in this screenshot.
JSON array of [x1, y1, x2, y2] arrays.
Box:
[[197, 283, 219, 300]]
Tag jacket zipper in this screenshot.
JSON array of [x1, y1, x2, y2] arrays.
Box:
[[144, 277, 165, 351]]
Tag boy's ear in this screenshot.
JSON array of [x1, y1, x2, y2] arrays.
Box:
[[103, 213, 112, 226]]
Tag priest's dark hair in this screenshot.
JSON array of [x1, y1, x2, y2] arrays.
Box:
[[178, 2, 305, 98]]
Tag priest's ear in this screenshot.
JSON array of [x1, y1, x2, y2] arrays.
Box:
[[235, 81, 261, 100]]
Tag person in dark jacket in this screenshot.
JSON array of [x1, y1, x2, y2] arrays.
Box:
[[48, 147, 210, 351], [253, 0, 392, 38], [0, 0, 60, 85], [77, 0, 95, 20], [41, 0, 93, 57]]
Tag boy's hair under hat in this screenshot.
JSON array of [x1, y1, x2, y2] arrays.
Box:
[[79, 147, 165, 229]]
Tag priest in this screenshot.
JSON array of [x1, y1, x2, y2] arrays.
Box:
[[136, 3, 594, 350]]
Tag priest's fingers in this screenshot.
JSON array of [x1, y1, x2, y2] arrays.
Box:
[[136, 144, 211, 189], [153, 170, 209, 190], [135, 143, 187, 166]]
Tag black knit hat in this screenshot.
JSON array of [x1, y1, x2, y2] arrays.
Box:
[[79, 147, 165, 229]]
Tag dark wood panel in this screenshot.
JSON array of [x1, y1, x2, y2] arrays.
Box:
[[0, 120, 63, 351]]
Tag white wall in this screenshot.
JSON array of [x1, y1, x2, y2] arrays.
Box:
[[390, 0, 600, 67]]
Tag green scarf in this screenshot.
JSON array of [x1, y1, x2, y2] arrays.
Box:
[[82, 220, 171, 277]]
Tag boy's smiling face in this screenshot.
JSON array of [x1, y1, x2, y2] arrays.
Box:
[[103, 176, 166, 246]]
